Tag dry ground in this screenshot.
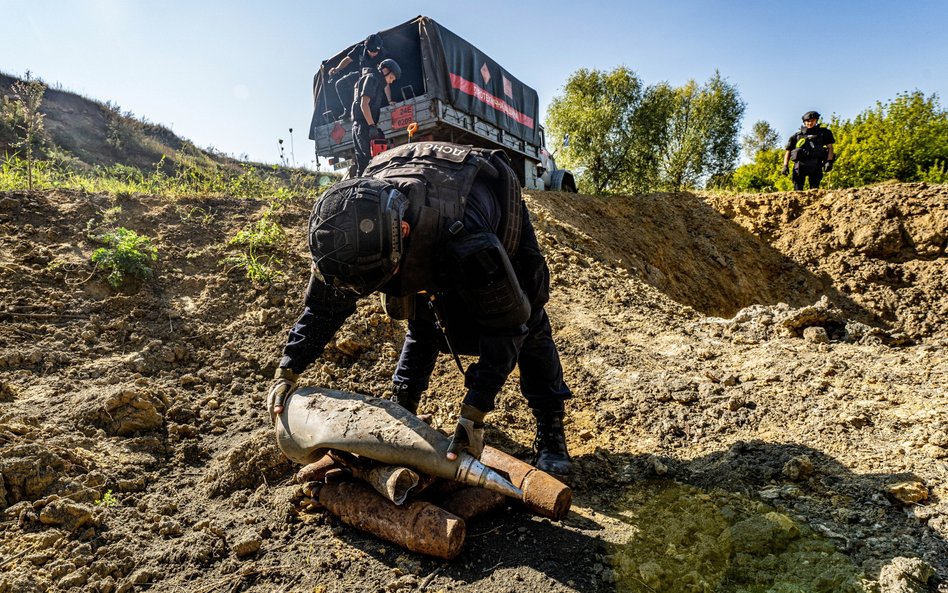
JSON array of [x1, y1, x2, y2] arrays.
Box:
[[0, 183, 946, 593]]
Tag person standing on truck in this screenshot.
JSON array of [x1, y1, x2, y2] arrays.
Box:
[[782, 111, 836, 190], [266, 142, 574, 481], [351, 59, 401, 175], [327, 33, 390, 118]]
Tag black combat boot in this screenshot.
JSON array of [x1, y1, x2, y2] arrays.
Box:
[[391, 382, 420, 415], [532, 409, 573, 482]]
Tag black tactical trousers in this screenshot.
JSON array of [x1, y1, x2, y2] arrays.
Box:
[[793, 161, 824, 190], [391, 303, 571, 414], [351, 120, 385, 176]]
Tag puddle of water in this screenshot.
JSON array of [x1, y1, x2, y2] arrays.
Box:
[[604, 481, 867, 593]]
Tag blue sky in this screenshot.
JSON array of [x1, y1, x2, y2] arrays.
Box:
[[3, 0, 947, 168]]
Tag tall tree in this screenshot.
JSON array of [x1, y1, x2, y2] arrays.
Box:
[[659, 71, 745, 191], [741, 120, 780, 161], [546, 67, 671, 194]]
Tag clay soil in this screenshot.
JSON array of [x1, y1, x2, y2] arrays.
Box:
[[0, 183, 946, 593]]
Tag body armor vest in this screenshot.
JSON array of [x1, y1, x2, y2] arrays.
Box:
[[364, 142, 523, 298]]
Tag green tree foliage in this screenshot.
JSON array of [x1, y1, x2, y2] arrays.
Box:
[[546, 68, 744, 194], [546, 67, 667, 194], [741, 120, 781, 161], [829, 91, 948, 187], [729, 148, 792, 192], [658, 72, 745, 191]]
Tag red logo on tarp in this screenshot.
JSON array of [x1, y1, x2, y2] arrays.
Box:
[[503, 76, 513, 98], [391, 105, 415, 129], [480, 63, 491, 84], [330, 122, 345, 143], [448, 73, 535, 129]]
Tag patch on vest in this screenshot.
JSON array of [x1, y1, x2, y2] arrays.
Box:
[[386, 142, 472, 163]]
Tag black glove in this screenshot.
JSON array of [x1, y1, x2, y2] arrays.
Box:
[[781, 165, 790, 176], [823, 160, 834, 172], [267, 367, 298, 423], [446, 403, 486, 460], [368, 125, 384, 140]]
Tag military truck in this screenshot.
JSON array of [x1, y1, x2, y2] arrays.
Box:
[[309, 15, 576, 192]]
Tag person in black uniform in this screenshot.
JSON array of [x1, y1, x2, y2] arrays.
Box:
[[267, 142, 573, 480], [351, 59, 401, 176], [327, 33, 390, 118], [782, 111, 836, 190]]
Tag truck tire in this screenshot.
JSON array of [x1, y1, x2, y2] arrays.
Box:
[[550, 170, 577, 193]]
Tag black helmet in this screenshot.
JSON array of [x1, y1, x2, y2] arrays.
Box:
[[365, 34, 383, 53], [802, 111, 820, 121], [309, 178, 408, 296], [379, 58, 401, 80]]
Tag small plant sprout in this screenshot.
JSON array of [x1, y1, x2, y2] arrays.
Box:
[[95, 490, 118, 507]]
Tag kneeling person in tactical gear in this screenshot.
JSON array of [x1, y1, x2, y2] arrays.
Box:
[[782, 110, 836, 191], [268, 142, 574, 480]]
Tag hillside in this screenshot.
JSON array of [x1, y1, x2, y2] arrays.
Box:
[[1, 72, 266, 175], [1, 179, 946, 593]]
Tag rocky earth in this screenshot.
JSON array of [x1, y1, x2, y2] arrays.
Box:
[[0, 182, 946, 593]]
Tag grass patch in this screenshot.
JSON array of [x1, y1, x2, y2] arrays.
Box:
[[0, 152, 334, 200], [223, 210, 287, 286]]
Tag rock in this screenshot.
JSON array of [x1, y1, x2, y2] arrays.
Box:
[[58, 568, 89, 589], [0, 381, 15, 402], [333, 335, 367, 357], [878, 556, 934, 593], [722, 511, 800, 554], [0, 197, 21, 210], [782, 455, 814, 480], [802, 326, 829, 344], [671, 388, 698, 404], [38, 499, 97, 532], [727, 394, 748, 411], [0, 444, 72, 506], [203, 429, 294, 497], [127, 568, 156, 586], [888, 481, 928, 504], [79, 387, 165, 436], [780, 296, 846, 337], [649, 456, 668, 476], [232, 534, 262, 558]]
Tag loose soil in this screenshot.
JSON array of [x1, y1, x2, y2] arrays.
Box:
[[0, 183, 946, 593]]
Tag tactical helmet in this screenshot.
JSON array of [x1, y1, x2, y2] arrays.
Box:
[[365, 34, 383, 53], [379, 58, 402, 80], [802, 111, 820, 121], [309, 178, 408, 296]]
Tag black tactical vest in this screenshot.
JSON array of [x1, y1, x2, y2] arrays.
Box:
[[364, 142, 523, 297]]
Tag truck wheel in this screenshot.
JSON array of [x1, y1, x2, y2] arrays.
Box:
[[550, 170, 577, 193]]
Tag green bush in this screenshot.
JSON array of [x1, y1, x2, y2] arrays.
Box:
[[90, 227, 158, 288], [729, 148, 792, 192], [828, 91, 948, 188]]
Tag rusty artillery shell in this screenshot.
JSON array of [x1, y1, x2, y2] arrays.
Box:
[[480, 446, 572, 520], [437, 487, 508, 521], [295, 454, 341, 483], [319, 481, 466, 560]]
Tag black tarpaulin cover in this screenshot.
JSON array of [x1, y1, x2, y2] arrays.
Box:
[[311, 16, 540, 147]]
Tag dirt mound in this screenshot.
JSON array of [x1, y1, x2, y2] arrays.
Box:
[[0, 185, 946, 592], [705, 182, 948, 340]]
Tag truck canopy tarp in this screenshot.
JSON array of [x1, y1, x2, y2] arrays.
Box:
[[310, 16, 540, 147]]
